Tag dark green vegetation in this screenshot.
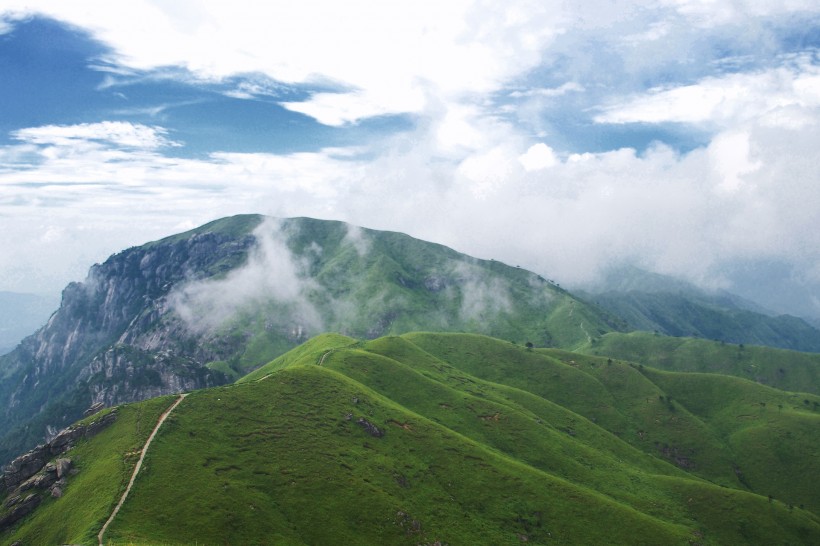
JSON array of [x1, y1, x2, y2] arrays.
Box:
[[580, 332, 820, 395], [0, 215, 620, 465], [4, 333, 819, 545]]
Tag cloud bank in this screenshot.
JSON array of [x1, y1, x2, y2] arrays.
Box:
[[0, 2, 819, 319]]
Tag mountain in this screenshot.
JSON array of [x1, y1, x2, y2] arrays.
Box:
[[0, 292, 58, 356], [0, 215, 621, 465], [2, 333, 818, 544], [579, 265, 820, 352]]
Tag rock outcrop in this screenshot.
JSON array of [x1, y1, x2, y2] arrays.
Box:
[[0, 409, 115, 532], [1, 410, 115, 494]]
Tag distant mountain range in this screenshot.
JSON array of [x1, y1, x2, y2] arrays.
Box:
[[0, 292, 58, 356], [578, 265, 820, 353]]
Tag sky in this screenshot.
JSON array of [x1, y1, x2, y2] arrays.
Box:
[[1, 1, 819, 319]]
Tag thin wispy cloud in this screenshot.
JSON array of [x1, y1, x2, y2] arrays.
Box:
[[595, 61, 820, 127], [12, 122, 181, 149]]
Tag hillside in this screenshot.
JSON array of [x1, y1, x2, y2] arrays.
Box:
[[2, 333, 818, 545], [0, 215, 619, 465], [578, 331, 820, 395], [579, 265, 820, 352]]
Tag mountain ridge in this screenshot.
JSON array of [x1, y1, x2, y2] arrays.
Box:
[[0, 214, 619, 465], [578, 265, 820, 352]]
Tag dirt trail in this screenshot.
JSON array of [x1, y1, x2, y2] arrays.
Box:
[[98, 393, 188, 545], [318, 350, 333, 365]]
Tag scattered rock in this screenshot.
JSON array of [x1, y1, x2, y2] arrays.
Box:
[[83, 401, 105, 417], [394, 473, 410, 488], [395, 510, 422, 535], [654, 442, 695, 469], [55, 458, 72, 479], [1, 415, 109, 531], [0, 493, 41, 531], [356, 417, 384, 438], [3, 494, 21, 508]]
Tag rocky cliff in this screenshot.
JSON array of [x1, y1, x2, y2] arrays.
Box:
[[0, 215, 262, 464]]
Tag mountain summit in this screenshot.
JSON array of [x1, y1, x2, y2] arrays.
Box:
[[0, 215, 619, 464]]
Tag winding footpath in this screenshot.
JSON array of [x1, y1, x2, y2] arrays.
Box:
[[98, 393, 188, 546]]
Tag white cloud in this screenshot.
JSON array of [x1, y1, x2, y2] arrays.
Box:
[[12, 122, 180, 149], [2, 1, 566, 125], [508, 82, 585, 99], [2, 88, 820, 316], [595, 62, 820, 127], [708, 130, 762, 193], [661, 0, 820, 26], [2, 1, 820, 319], [519, 143, 558, 171]]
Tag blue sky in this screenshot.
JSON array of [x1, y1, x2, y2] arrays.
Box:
[[1, 1, 819, 318]]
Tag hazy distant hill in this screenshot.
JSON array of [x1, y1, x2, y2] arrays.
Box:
[[3, 333, 818, 544], [0, 215, 619, 465], [0, 292, 58, 355], [580, 265, 820, 352]]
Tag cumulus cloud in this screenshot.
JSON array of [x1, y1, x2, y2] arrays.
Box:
[[519, 143, 558, 171]]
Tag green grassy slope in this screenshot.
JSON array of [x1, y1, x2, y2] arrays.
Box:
[[195, 216, 626, 380], [4, 333, 819, 545], [0, 214, 622, 468], [578, 331, 820, 394], [1, 396, 176, 545], [404, 333, 820, 508]]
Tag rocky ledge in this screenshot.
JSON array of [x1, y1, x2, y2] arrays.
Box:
[[0, 409, 117, 532]]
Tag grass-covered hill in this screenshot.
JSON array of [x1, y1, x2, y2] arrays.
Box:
[[0, 215, 621, 466], [4, 333, 818, 545], [579, 331, 820, 395]]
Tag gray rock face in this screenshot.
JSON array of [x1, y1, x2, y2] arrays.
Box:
[[0, 411, 111, 531], [2, 410, 111, 493], [356, 417, 385, 438], [0, 493, 41, 530], [0, 217, 260, 465]]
